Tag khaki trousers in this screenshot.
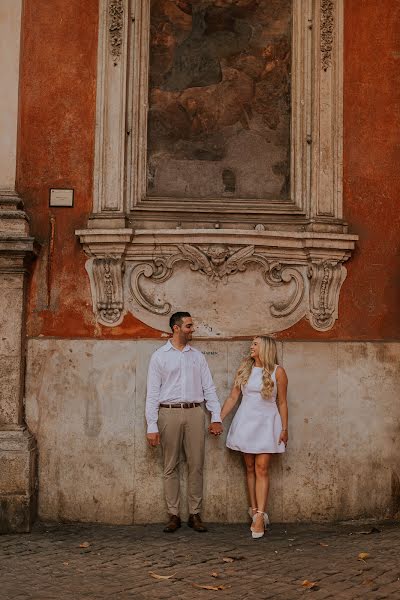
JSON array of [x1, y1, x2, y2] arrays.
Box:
[[158, 405, 206, 516]]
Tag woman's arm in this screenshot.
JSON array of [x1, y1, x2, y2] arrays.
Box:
[[220, 385, 241, 421], [276, 366, 289, 445]]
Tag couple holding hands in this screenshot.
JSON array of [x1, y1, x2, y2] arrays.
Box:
[[145, 312, 288, 540]]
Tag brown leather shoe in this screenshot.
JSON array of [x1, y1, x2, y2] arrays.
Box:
[[163, 514, 181, 533], [188, 513, 208, 532]]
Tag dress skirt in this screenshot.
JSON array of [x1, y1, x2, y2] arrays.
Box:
[[226, 366, 285, 454]]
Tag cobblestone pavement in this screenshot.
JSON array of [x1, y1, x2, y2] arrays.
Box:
[[1, 520, 400, 600]]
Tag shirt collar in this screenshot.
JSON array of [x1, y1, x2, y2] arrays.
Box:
[[163, 340, 192, 353]]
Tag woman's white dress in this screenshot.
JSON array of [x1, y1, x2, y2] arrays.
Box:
[[226, 365, 285, 454]]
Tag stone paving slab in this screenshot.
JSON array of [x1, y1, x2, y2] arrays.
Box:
[[1, 520, 400, 599]]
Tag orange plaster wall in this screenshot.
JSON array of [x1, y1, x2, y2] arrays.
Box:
[[18, 0, 400, 341], [17, 0, 158, 339]]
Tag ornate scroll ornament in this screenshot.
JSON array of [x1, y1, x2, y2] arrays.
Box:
[[179, 244, 255, 282], [129, 244, 305, 319], [320, 0, 334, 71], [92, 257, 125, 325], [108, 0, 124, 65], [308, 261, 346, 331]]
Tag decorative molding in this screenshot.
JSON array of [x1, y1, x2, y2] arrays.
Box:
[[308, 261, 346, 331], [0, 192, 38, 272], [320, 0, 335, 71], [93, 0, 129, 214], [128, 0, 313, 223], [129, 243, 305, 322], [92, 257, 125, 326], [179, 244, 255, 282], [89, 0, 348, 232], [77, 227, 357, 334], [312, 0, 343, 219], [108, 0, 124, 65]]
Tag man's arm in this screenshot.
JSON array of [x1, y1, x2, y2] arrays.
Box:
[[200, 355, 223, 435], [145, 353, 162, 445]]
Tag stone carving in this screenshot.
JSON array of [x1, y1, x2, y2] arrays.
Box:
[[78, 226, 356, 334], [92, 257, 124, 325], [129, 245, 305, 321], [267, 262, 305, 318], [180, 244, 255, 282], [308, 261, 346, 331], [108, 0, 124, 65], [320, 0, 334, 71]]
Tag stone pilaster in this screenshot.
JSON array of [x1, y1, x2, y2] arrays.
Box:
[[0, 1, 38, 533], [0, 194, 38, 533]]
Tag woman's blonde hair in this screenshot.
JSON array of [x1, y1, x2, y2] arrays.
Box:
[[234, 336, 278, 399]]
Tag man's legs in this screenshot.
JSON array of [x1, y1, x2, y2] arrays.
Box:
[[159, 408, 184, 517], [183, 407, 206, 515]]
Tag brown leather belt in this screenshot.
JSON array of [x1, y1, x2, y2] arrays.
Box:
[[159, 402, 200, 409]]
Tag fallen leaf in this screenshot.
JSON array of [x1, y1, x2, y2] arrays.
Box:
[[149, 572, 176, 580], [302, 580, 318, 590], [79, 542, 90, 548], [211, 572, 219, 578], [358, 552, 370, 562], [359, 527, 381, 535], [318, 543, 329, 547], [222, 555, 245, 563], [62, 562, 69, 566], [192, 583, 225, 591]]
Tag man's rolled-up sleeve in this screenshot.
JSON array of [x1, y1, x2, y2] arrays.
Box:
[[145, 354, 162, 433]]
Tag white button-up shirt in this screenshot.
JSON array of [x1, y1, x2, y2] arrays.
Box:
[[145, 340, 222, 434]]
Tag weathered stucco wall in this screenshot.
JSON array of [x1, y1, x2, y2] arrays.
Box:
[[16, 0, 400, 341], [25, 339, 400, 524], [13, 1, 400, 527]]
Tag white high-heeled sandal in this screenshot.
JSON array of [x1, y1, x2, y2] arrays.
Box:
[[249, 508, 270, 526], [251, 510, 269, 539]]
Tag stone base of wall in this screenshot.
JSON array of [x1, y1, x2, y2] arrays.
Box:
[[25, 339, 400, 524], [0, 428, 37, 533]]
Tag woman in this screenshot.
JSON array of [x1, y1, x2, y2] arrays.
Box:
[[220, 336, 288, 539]]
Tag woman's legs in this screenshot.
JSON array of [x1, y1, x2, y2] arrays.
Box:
[[243, 453, 256, 514], [253, 453, 272, 533]]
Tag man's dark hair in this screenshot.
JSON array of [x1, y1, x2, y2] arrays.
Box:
[[169, 311, 191, 331]]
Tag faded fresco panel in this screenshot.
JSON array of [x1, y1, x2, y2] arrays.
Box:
[[147, 0, 292, 200]]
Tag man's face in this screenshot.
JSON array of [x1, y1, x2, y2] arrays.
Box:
[[176, 317, 195, 342]]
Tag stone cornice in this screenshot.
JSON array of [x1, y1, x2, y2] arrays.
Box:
[[76, 227, 357, 262]]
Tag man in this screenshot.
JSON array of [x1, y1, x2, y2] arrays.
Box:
[[146, 311, 223, 533]]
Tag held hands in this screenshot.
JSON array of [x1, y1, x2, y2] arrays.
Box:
[[208, 422, 223, 436], [279, 429, 288, 446], [147, 432, 161, 447]]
